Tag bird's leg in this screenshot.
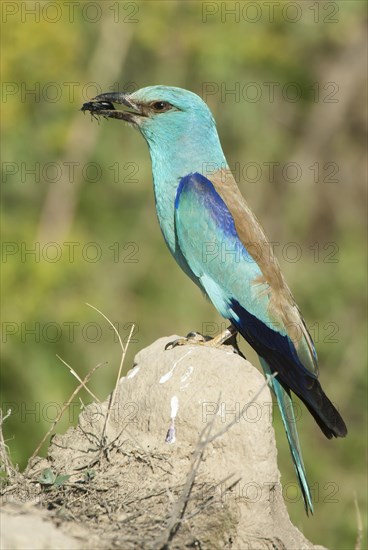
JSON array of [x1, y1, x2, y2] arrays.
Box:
[[208, 324, 238, 347], [165, 324, 243, 356]]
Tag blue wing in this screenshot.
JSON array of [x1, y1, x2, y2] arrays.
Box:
[[174, 172, 347, 514], [174, 173, 315, 393]]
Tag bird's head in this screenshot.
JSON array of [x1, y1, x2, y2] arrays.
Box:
[[86, 86, 222, 157]]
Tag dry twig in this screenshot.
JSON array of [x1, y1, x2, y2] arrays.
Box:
[[56, 354, 100, 403], [25, 361, 106, 473], [0, 409, 16, 478], [86, 303, 135, 445]]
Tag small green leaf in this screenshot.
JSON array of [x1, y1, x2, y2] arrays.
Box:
[[54, 474, 71, 487], [38, 468, 56, 486]]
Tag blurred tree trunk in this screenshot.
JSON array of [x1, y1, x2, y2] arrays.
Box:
[[37, 13, 134, 244], [291, 20, 367, 239]]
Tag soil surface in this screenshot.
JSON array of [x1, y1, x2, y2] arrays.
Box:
[[1, 336, 326, 549]]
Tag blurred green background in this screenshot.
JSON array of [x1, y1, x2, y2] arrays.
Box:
[[1, 1, 367, 547]]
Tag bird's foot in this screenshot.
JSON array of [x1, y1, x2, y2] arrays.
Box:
[[165, 325, 245, 357], [165, 331, 211, 350]]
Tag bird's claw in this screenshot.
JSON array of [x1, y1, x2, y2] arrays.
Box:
[[164, 331, 211, 350], [165, 338, 183, 350], [164, 330, 244, 358]]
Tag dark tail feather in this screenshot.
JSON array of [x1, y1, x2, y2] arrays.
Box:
[[297, 378, 347, 439]]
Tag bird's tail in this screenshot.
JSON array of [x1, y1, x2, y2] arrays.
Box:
[[296, 378, 347, 440], [259, 357, 314, 515]]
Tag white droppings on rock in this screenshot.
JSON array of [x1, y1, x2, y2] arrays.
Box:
[[159, 350, 193, 384], [165, 395, 179, 444], [180, 366, 194, 384], [127, 365, 140, 379], [170, 395, 179, 419]]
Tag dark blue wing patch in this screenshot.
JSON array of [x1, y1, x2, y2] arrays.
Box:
[[175, 172, 238, 238]]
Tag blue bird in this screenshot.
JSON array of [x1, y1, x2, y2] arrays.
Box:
[[82, 86, 347, 514]]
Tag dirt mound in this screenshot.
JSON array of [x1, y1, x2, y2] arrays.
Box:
[[1, 336, 325, 549]]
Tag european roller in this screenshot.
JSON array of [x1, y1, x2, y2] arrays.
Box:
[[82, 86, 347, 514]]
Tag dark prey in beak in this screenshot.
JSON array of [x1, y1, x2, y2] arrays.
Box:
[[81, 100, 115, 121]]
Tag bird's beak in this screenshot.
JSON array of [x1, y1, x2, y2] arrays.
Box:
[[81, 92, 145, 124]]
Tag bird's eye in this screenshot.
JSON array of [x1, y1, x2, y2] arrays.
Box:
[[151, 101, 172, 112]]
